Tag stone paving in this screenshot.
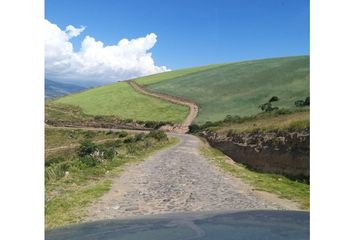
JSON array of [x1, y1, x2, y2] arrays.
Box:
[[86, 134, 283, 221]]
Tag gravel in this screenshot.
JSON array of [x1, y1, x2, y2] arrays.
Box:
[[86, 134, 283, 221]]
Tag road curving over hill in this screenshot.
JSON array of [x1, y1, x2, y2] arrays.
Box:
[[129, 81, 198, 133], [86, 133, 298, 222]]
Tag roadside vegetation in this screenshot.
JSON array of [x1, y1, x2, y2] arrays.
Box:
[[53, 81, 189, 123], [189, 108, 309, 135], [140, 56, 309, 124], [200, 139, 309, 209], [45, 128, 178, 229]]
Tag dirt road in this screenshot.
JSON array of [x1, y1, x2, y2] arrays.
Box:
[[86, 133, 296, 221], [129, 81, 198, 133]]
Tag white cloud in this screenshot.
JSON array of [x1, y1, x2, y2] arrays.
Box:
[[45, 19, 169, 84], [65, 25, 85, 38]]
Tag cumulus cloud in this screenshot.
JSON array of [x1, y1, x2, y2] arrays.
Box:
[[45, 19, 169, 84], [65, 25, 85, 38]]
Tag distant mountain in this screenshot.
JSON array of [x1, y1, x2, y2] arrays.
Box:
[[45, 79, 86, 99]]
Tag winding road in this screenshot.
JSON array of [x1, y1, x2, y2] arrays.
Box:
[[129, 81, 198, 133], [47, 82, 299, 222], [86, 133, 296, 222]]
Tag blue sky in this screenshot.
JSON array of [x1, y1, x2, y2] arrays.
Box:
[[45, 0, 309, 70]]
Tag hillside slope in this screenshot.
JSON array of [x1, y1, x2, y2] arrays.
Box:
[[137, 56, 309, 124], [54, 81, 189, 123], [45, 79, 86, 99]]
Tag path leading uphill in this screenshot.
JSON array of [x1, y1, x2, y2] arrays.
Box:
[[86, 134, 295, 222], [129, 81, 198, 133]]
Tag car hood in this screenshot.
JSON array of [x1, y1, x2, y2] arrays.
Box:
[[46, 210, 309, 240]]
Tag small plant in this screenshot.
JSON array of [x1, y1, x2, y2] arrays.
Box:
[[259, 96, 279, 112], [102, 147, 115, 160], [134, 133, 145, 141], [79, 156, 98, 167], [106, 130, 113, 135], [78, 140, 98, 157], [147, 130, 167, 141], [126, 144, 138, 154], [226, 129, 234, 137], [117, 131, 128, 138], [188, 124, 201, 133], [123, 136, 135, 143], [114, 139, 123, 147], [83, 131, 97, 139], [295, 97, 310, 107]]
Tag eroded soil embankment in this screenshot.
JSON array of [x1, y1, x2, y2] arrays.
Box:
[[201, 129, 309, 181]]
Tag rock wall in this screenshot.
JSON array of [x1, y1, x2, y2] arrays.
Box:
[[202, 129, 309, 181]]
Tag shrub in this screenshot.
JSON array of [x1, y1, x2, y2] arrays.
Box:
[[147, 130, 167, 141], [223, 115, 241, 123], [45, 156, 65, 167], [78, 140, 98, 157], [106, 130, 113, 135], [123, 136, 135, 143], [259, 96, 280, 112], [79, 156, 97, 167], [117, 131, 128, 138], [226, 130, 234, 137], [269, 96, 279, 102], [114, 139, 123, 147], [295, 100, 305, 107], [134, 133, 145, 141], [295, 96, 310, 107], [304, 97, 310, 106], [188, 124, 201, 133], [126, 144, 138, 154], [94, 115, 104, 121], [45, 162, 70, 182], [102, 147, 115, 160]]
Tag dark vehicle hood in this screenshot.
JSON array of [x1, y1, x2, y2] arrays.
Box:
[[46, 210, 309, 240]]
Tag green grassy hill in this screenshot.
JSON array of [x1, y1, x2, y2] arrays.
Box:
[[51, 56, 309, 125], [137, 56, 309, 124], [54, 81, 189, 123]]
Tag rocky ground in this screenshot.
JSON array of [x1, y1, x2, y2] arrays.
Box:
[[86, 133, 293, 221]]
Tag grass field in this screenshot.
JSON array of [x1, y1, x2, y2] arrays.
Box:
[[137, 56, 309, 124], [134, 64, 223, 85], [55, 81, 189, 123]]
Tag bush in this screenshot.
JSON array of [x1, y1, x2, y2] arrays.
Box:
[[304, 97, 310, 106], [126, 144, 138, 154], [79, 156, 97, 167], [94, 115, 104, 121], [269, 96, 279, 103], [123, 136, 135, 143], [223, 115, 241, 123], [114, 139, 123, 147], [147, 130, 168, 141], [45, 156, 65, 167], [45, 162, 70, 181], [117, 131, 128, 138], [134, 133, 145, 141], [106, 130, 113, 135], [102, 147, 115, 160], [78, 140, 98, 157], [295, 97, 310, 107], [188, 124, 201, 133]]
